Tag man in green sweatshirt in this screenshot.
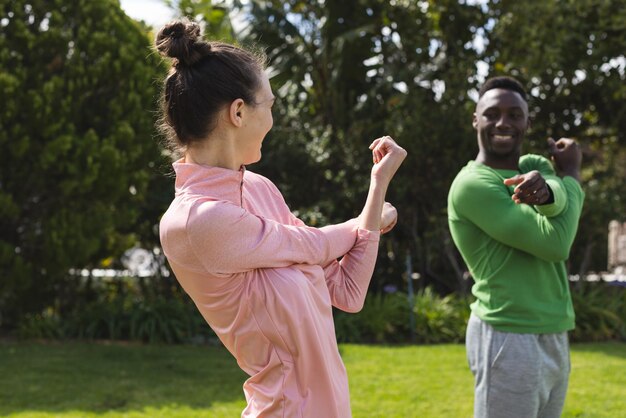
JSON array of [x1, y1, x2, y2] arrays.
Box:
[[448, 76, 584, 418]]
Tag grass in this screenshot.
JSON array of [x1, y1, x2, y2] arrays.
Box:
[[0, 341, 624, 417]]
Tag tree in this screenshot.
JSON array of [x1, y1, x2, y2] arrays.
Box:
[[0, 0, 166, 331], [165, 0, 237, 40], [162, 0, 625, 295], [231, 0, 486, 293], [484, 0, 626, 274]]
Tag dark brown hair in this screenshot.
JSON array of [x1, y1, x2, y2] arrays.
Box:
[[155, 19, 266, 154]]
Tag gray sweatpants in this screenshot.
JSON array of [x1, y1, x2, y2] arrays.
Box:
[[466, 314, 570, 418]]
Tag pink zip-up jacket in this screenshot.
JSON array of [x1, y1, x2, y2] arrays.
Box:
[[159, 160, 381, 417]]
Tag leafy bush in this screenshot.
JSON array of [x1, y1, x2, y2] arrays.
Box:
[[17, 292, 217, 344], [23, 281, 625, 345], [412, 287, 471, 344], [570, 282, 626, 342], [334, 292, 410, 343], [128, 298, 204, 344], [334, 288, 471, 344], [0, 0, 166, 332], [16, 309, 66, 339]]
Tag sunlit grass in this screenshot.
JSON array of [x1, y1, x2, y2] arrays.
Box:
[[1, 341, 624, 417]]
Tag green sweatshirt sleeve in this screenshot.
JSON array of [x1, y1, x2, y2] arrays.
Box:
[[519, 154, 567, 217], [540, 178, 567, 217], [450, 167, 585, 262]]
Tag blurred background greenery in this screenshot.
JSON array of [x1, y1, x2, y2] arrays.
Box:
[[1, 0, 625, 344]]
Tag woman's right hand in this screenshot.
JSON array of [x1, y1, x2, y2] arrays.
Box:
[[369, 136, 407, 185], [358, 136, 406, 232]]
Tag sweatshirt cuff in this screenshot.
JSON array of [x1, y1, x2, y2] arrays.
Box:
[[356, 227, 381, 243], [535, 178, 567, 217]]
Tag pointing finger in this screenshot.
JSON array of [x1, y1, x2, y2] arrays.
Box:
[[503, 174, 524, 186]]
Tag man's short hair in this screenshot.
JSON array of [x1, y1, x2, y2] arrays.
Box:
[[479, 76, 527, 102]]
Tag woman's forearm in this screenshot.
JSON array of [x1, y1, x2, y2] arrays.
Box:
[[359, 179, 388, 231]]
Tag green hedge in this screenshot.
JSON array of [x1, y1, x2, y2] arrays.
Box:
[[15, 282, 626, 344], [16, 276, 218, 344], [334, 288, 471, 344], [570, 282, 626, 342], [17, 295, 218, 344], [333, 283, 626, 344]]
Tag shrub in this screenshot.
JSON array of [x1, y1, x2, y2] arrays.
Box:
[[412, 287, 470, 344], [0, 0, 166, 332], [334, 287, 471, 344], [17, 309, 66, 339], [17, 292, 217, 344], [570, 282, 626, 342], [335, 292, 410, 343]]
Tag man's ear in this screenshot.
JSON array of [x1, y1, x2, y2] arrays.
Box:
[[526, 117, 532, 132], [472, 112, 478, 130], [229, 99, 245, 127]]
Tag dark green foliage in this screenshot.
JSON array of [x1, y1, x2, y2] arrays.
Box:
[[0, 0, 166, 331], [17, 282, 625, 344], [235, 0, 626, 295], [166, 0, 236, 40], [4, 0, 625, 340], [238, 0, 486, 295], [412, 287, 470, 344], [571, 283, 626, 342], [334, 288, 470, 344], [17, 278, 217, 344], [484, 0, 626, 274], [334, 292, 410, 343]]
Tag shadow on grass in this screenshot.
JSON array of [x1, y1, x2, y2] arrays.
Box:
[[570, 341, 626, 359], [0, 340, 247, 415]]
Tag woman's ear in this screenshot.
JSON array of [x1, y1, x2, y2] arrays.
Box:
[[229, 99, 245, 127]]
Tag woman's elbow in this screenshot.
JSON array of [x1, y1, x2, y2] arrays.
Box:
[[335, 300, 365, 314]]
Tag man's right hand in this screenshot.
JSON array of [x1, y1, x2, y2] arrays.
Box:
[[548, 137, 582, 182]]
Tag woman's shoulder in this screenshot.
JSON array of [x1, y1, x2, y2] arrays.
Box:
[[188, 196, 244, 224], [160, 195, 239, 235], [244, 170, 284, 199]]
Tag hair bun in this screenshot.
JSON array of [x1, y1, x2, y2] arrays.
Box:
[[156, 19, 210, 67]]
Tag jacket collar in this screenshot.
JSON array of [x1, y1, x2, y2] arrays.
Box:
[[173, 158, 245, 205]]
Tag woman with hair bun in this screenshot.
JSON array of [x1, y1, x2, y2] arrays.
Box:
[[156, 19, 406, 417]]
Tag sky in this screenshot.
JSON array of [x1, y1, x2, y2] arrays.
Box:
[[119, 0, 175, 29]]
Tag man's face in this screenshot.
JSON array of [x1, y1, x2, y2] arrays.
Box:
[[473, 88, 529, 160]]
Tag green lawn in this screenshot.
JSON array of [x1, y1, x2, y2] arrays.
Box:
[[0, 341, 624, 417]]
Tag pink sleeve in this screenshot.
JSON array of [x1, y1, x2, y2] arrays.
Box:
[[323, 228, 381, 313], [286, 210, 361, 265], [186, 200, 358, 274]]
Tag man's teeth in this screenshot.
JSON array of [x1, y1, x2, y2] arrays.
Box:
[[493, 135, 512, 140]]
